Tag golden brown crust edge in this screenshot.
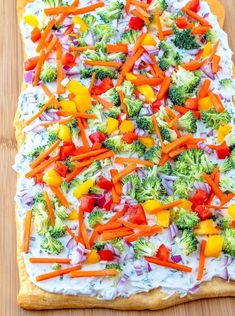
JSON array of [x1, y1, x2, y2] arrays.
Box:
[[15, 0, 234, 310]]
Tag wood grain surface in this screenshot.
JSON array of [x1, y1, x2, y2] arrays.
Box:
[[0, 0, 235, 315]]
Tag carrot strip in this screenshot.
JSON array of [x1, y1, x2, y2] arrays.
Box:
[[174, 105, 200, 120], [70, 269, 118, 278], [36, 19, 56, 52], [106, 205, 128, 225], [44, 6, 77, 15], [36, 265, 81, 282], [168, 147, 186, 158], [88, 72, 96, 93], [22, 210, 32, 253], [122, 47, 144, 73], [56, 0, 79, 24], [106, 43, 128, 54], [49, 185, 69, 208], [130, 77, 163, 86], [41, 84, 60, 107], [149, 55, 165, 78], [114, 156, 154, 167], [209, 92, 224, 113], [110, 169, 122, 196], [209, 40, 220, 61], [95, 222, 123, 233], [155, 9, 164, 41], [212, 54, 221, 74], [132, 9, 150, 25], [78, 207, 90, 249], [71, 149, 108, 162], [30, 140, 60, 168], [158, 154, 169, 166], [44, 191, 55, 226], [65, 167, 83, 182], [130, 0, 149, 8], [221, 193, 235, 206], [74, 2, 104, 14], [77, 118, 89, 147], [197, 240, 207, 280], [25, 155, 59, 178], [84, 59, 122, 68], [70, 45, 95, 52], [117, 219, 153, 231], [101, 230, 133, 241], [56, 43, 65, 95], [151, 200, 183, 213], [65, 226, 79, 243], [32, 49, 46, 86], [182, 7, 211, 26], [124, 226, 162, 242], [29, 257, 71, 264], [152, 115, 165, 148], [162, 134, 193, 154], [41, 115, 75, 127], [165, 107, 176, 118], [45, 35, 58, 59], [117, 90, 128, 115], [202, 172, 225, 202], [74, 150, 115, 169], [181, 59, 205, 71], [111, 185, 120, 204], [112, 164, 137, 184], [89, 230, 98, 246], [145, 257, 192, 272], [198, 79, 211, 99], [192, 25, 211, 35], [94, 95, 114, 109], [157, 77, 171, 100]]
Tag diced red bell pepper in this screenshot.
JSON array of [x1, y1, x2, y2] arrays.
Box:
[[24, 56, 39, 71], [89, 131, 106, 144], [185, 98, 198, 110], [62, 52, 75, 67], [96, 176, 113, 191], [151, 100, 161, 113], [146, 0, 152, 3], [176, 17, 189, 29], [190, 189, 208, 205], [231, 220, 235, 228], [216, 142, 230, 159], [98, 250, 114, 261], [93, 194, 113, 211], [93, 77, 114, 95], [80, 196, 95, 213], [122, 132, 138, 144], [129, 16, 144, 30], [31, 27, 41, 43], [60, 142, 76, 160], [156, 244, 170, 261], [193, 205, 212, 220], [185, 0, 200, 12], [55, 161, 68, 177], [35, 173, 44, 184], [128, 204, 147, 225]]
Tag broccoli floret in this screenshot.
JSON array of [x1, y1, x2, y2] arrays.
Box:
[[82, 161, 101, 179], [219, 217, 233, 230], [110, 238, 125, 254], [144, 146, 162, 164], [130, 140, 146, 157], [92, 241, 105, 251], [220, 78, 233, 90], [148, 0, 167, 12], [136, 116, 154, 133], [84, 48, 107, 61], [133, 238, 157, 259], [42, 0, 63, 7], [122, 174, 139, 199], [121, 30, 139, 44], [98, 1, 124, 23], [80, 67, 116, 80], [39, 61, 57, 83], [82, 14, 96, 27], [28, 146, 46, 160], [50, 223, 65, 238], [136, 171, 163, 203], [219, 177, 235, 193], [158, 162, 173, 175], [173, 178, 194, 198], [124, 98, 143, 118], [88, 209, 104, 228], [178, 230, 198, 255], [176, 111, 197, 133], [222, 228, 235, 258], [67, 118, 80, 145], [117, 80, 135, 98], [47, 124, 59, 145], [32, 192, 50, 235], [100, 88, 120, 106], [158, 41, 182, 71], [102, 136, 123, 153], [106, 263, 122, 272], [41, 232, 63, 254], [173, 26, 200, 50], [93, 23, 114, 44], [201, 109, 231, 130], [173, 209, 199, 229], [87, 103, 103, 127], [205, 29, 218, 43], [160, 125, 177, 142], [54, 200, 68, 220], [168, 86, 187, 106], [105, 106, 122, 118], [65, 157, 75, 172], [221, 149, 235, 172]]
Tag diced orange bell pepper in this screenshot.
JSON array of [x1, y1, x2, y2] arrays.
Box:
[[194, 219, 220, 235], [204, 235, 224, 257]]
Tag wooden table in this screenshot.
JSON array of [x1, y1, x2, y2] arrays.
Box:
[[0, 0, 235, 315]]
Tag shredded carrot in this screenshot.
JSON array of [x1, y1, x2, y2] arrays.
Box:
[[182, 7, 211, 26], [70, 269, 118, 278], [106, 43, 128, 54], [70, 45, 95, 52], [41, 83, 60, 107], [221, 193, 235, 206], [94, 95, 114, 109], [132, 9, 150, 25], [22, 210, 32, 253], [198, 79, 211, 99], [130, 76, 163, 86], [202, 172, 225, 202], [181, 59, 205, 71], [74, 2, 104, 14], [112, 164, 137, 184], [110, 169, 122, 196], [77, 118, 89, 147], [174, 105, 200, 120], [197, 240, 206, 280], [41, 115, 75, 127], [122, 47, 144, 73], [79, 208, 90, 249], [158, 153, 169, 166], [192, 25, 211, 35], [117, 90, 128, 115], [211, 54, 221, 74], [162, 29, 173, 36], [168, 147, 186, 158], [45, 35, 58, 59], [111, 185, 120, 204], [30, 140, 60, 168], [84, 59, 122, 68], [209, 92, 224, 113], [152, 115, 165, 148], [29, 257, 71, 264], [151, 200, 183, 213], [71, 148, 108, 162], [145, 257, 192, 272], [25, 155, 59, 178], [95, 222, 123, 233], [124, 226, 162, 242], [44, 191, 55, 226], [114, 156, 154, 167], [56, 0, 79, 24], [89, 230, 98, 246], [206, 205, 228, 210], [56, 43, 65, 94], [65, 226, 79, 243], [36, 265, 81, 282], [45, 6, 77, 15], [209, 40, 220, 61], [32, 49, 46, 86], [149, 55, 165, 78], [74, 151, 115, 170], [130, 0, 149, 8], [101, 230, 133, 241], [117, 219, 153, 231], [66, 167, 83, 182], [125, 0, 131, 13], [88, 72, 96, 93], [36, 19, 56, 52], [162, 134, 193, 154], [49, 185, 69, 208], [155, 9, 164, 41], [157, 77, 171, 100]]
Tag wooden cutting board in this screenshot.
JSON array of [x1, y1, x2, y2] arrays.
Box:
[[0, 0, 235, 315]]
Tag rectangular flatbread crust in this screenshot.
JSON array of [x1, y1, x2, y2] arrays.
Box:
[[15, 0, 235, 310]]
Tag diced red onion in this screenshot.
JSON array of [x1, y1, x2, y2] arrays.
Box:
[[63, 17, 73, 27], [203, 12, 210, 18], [198, 141, 213, 154], [158, 173, 178, 181], [146, 261, 152, 272], [224, 255, 233, 266], [161, 178, 173, 195], [139, 106, 153, 116], [121, 197, 138, 206], [201, 63, 215, 80], [135, 128, 146, 137], [169, 223, 179, 239], [24, 71, 34, 84], [66, 237, 76, 249], [141, 53, 154, 65], [122, 181, 132, 195], [133, 261, 144, 276], [137, 168, 146, 178], [165, 65, 175, 76], [188, 284, 200, 294], [158, 49, 164, 59], [70, 242, 86, 264], [200, 132, 207, 138], [217, 267, 229, 281], [142, 46, 158, 55], [117, 273, 129, 294], [187, 49, 200, 55], [193, 181, 211, 194], [18, 190, 34, 206], [171, 255, 182, 263]]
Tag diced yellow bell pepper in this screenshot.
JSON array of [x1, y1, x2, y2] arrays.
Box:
[[126, 73, 137, 81], [142, 199, 161, 214], [119, 120, 135, 133], [66, 80, 89, 95], [60, 100, 77, 113], [85, 250, 100, 264], [68, 209, 79, 220], [139, 136, 155, 148], [137, 85, 156, 102], [228, 204, 235, 219], [217, 124, 232, 144], [24, 15, 38, 27], [194, 219, 220, 235], [179, 200, 192, 212], [74, 179, 95, 199], [202, 42, 212, 58], [58, 124, 71, 141], [73, 94, 92, 112], [43, 170, 63, 187], [106, 117, 119, 135], [156, 210, 170, 227], [198, 96, 213, 111], [142, 34, 156, 46], [204, 235, 224, 257], [72, 16, 88, 32]]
